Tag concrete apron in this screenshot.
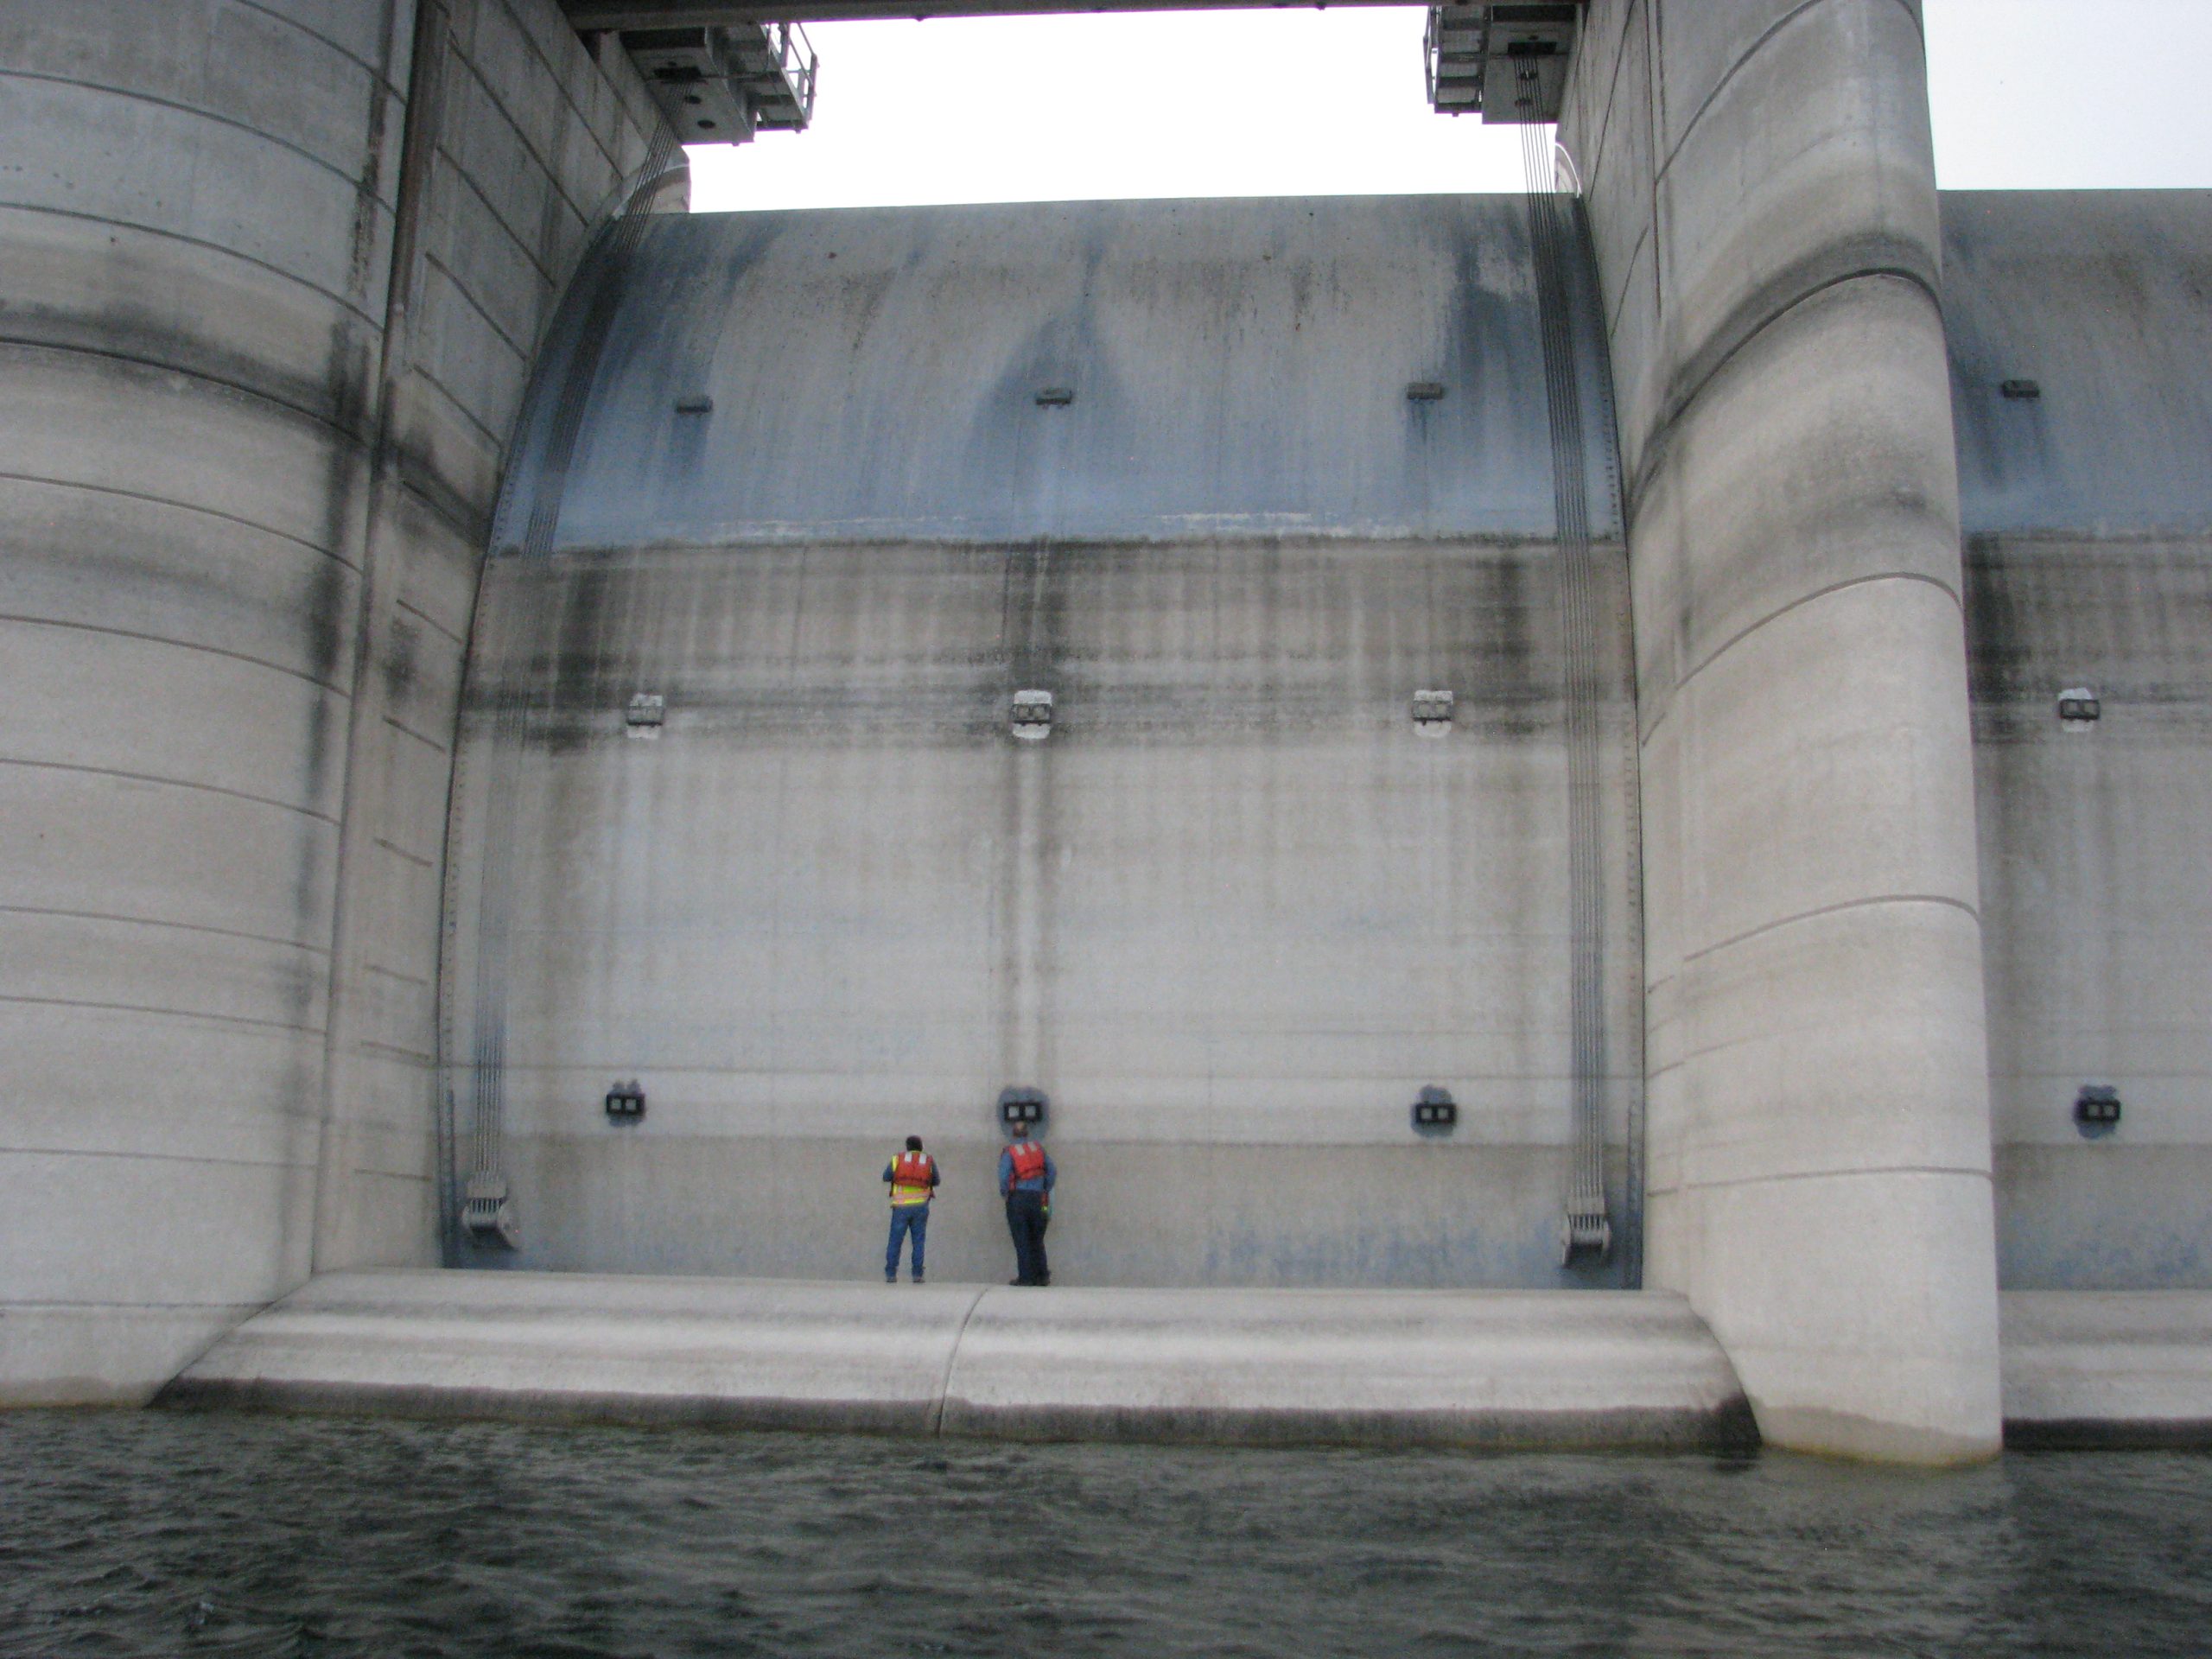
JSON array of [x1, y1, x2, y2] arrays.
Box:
[[2000, 1293, 2212, 1449], [159, 1270, 1758, 1452]]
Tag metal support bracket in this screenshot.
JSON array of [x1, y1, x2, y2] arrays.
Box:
[[462, 1174, 520, 1249], [1558, 1205, 1611, 1266]]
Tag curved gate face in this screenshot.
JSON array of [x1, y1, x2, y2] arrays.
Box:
[[442, 196, 1640, 1287]]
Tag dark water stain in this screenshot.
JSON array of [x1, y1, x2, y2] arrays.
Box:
[[5, 1411, 2212, 1658]]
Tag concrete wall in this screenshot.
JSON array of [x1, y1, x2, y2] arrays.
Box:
[[1560, 0, 2002, 1459], [445, 198, 1645, 1289], [0, 0, 674, 1403], [1946, 192, 2212, 1288]]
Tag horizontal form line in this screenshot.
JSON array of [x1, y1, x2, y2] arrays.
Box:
[[0, 1145, 313, 1172], [0, 992, 325, 1038], [0, 202, 384, 333], [228, 0, 410, 94], [1677, 1164, 1992, 1195], [1627, 270, 1942, 513], [372, 836, 438, 872], [353, 1039, 435, 1066], [1675, 571, 1961, 692], [0, 756, 340, 823], [381, 714, 451, 755], [0, 612, 353, 696], [0, 67, 403, 219], [0, 1298, 276, 1313], [1652, 0, 1923, 192], [1682, 893, 1979, 967], [0, 467, 362, 572], [0, 333, 379, 448], [393, 594, 467, 650], [0, 903, 331, 957], [416, 248, 535, 366], [444, 15, 631, 231]]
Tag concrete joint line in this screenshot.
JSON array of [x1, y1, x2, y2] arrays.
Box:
[[1969, 527, 2212, 549], [1681, 892, 1981, 968], [1626, 268, 1945, 517], [0, 992, 328, 1039], [0, 613, 353, 697], [0, 334, 388, 452], [1675, 569, 1963, 691], [1604, 224, 1652, 345], [0, 66, 413, 208], [485, 0, 623, 142], [1649, 0, 1925, 192], [448, 51, 630, 238], [410, 357, 511, 451], [1, 1297, 270, 1313], [0, 204, 387, 331], [0, 755, 342, 825], [1680, 1164, 1994, 1195], [415, 249, 537, 364], [0, 1144, 313, 1173], [372, 836, 438, 872], [435, 161, 581, 295], [393, 595, 467, 652], [1642, 563, 1960, 744], [380, 714, 452, 756], [1571, 0, 1643, 210], [928, 1287, 993, 1436], [0, 902, 336, 959], [0, 467, 367, 569], [224, 0, 414, 94]]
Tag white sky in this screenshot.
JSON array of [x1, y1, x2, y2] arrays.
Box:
[[689, 0, 2212, 212]]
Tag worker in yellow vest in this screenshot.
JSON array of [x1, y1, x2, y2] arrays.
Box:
[[881, 1135, 939, 1284]]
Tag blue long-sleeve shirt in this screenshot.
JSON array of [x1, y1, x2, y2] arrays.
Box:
[[998, 1144, 1056, 1197]]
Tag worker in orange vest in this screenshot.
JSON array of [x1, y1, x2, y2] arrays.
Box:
[[999, 1121, 1056, 1287], [882, 1135, 939, 1284]]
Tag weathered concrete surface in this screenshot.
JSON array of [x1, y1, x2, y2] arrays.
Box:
[[1947, 193, 2212, 1290], [513, 199, 1620, 550], [0, 0, 676, 1405], [2001, 1292, 2212, 1447], [1560, 1, 2002, 1460], [447, 196, 1643, 1287], [163, 1269, 1757, 1450]]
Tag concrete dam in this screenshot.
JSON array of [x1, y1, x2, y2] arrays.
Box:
[[9, 0, 2212, 1463]]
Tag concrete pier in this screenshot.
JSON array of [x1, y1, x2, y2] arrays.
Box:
[[0, 0, 680, 1406], [163, 1269, 1758, 1451], [1560, 0, 2003, 1461]]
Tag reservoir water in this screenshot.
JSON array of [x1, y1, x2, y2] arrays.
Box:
[[4, 1409, 2209, 1656]]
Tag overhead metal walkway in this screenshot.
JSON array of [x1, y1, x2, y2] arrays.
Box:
[[564, 1, 1585, 134]]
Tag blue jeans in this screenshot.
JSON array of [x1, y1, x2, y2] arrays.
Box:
[[1004, 1190, 1050, 1286], [885, 1203, 929, 1281]]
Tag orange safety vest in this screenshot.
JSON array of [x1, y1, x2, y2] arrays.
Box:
[[889, 1150, 937, 1205], [1005, 1139, 1046, 1187]]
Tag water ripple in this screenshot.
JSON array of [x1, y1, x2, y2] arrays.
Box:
[[3, 1413, 2211, 1656]]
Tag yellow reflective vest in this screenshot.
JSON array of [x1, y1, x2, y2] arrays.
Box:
[[888, 1150, 937, 1206]]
